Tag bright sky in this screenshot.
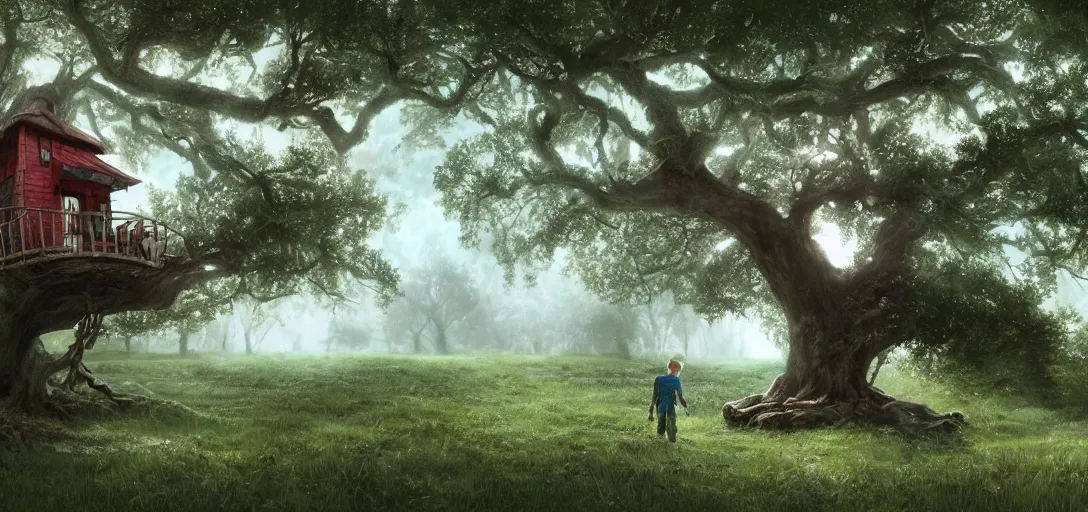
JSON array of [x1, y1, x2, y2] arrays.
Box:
[[813, 224, 857, 268]]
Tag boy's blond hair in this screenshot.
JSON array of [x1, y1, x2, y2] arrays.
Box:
[[667, 359, 684, 372]]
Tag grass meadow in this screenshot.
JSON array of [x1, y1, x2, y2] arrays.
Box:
[[1, 352, 1087, 511]]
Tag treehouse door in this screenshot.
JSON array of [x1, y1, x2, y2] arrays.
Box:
[[63, 195, 81, 249]]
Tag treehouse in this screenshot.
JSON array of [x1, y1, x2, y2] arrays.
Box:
[[0, 99, 171, 268]]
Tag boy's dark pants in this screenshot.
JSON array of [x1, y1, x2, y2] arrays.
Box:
[[656, 405, 677, 442]]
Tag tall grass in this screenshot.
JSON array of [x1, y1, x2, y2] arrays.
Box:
[[1, 353, 1086, 511]]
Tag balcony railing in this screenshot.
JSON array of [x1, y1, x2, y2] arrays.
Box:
[[0, 207, 181, 269]]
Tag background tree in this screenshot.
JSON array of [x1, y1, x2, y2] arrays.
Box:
[[383, 298, 432, 354], [450, 295, 505, 352], [237, 299, 283, 355], [105, 311, 158, 353], [323, 316, 372, 352], [288, 329, 303, 353], [202, 314, 235, 353], [400, 257, 480, 354], [673, 304, 702, 358], [583, 303, 640, 357], [120, 282, 236, 355], [636, 294, 687, 355]]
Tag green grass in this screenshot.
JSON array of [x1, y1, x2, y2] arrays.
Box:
[[2, 353, 1087, 511]]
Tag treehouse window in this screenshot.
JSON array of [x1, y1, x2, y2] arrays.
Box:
[[39, 137, 52, 167]]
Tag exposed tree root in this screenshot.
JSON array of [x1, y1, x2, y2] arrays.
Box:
[[723, 374, 965, 435], [3, 313, 133, 414], [59, 314, 132, 406]]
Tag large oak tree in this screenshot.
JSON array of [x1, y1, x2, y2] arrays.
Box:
[[396, 256, 480, 354], [429, 0, 1088, 430]]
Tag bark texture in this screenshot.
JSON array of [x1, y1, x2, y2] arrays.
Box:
[[704, 195, 963, 431], [719, 306, 965, 431], [677, 169, 959, 432]]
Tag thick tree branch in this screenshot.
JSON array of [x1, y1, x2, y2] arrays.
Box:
[[858, 207, 928, 283], [606, 64, 690, 159], [62, 0, 485, 155], [495, 54, 651, 148], [0, 8, 22, 102], [685, 52, 1015, 122], [522, 103, 670, 212], [64, 0, 308, 118], [309, 88, 402, 153], [789, 176, 882, 228], [85, 81, 279, 207]]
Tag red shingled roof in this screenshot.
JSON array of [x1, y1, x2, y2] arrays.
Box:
[[55, 142, 141, 190], [1, 98, 140, 190], [1, 98, 109, 154]]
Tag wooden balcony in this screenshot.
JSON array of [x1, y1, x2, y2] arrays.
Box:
[[0, 207, 178, 269]]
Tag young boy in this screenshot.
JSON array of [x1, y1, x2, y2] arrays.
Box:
[[648, 359, 688, 442]]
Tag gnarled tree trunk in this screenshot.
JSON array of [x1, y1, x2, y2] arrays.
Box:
[[0, 256, 225, 412], [715, 237, 963, 431], [1, 338, 56, 413], [722, 313, 963, 432], [2, 314, 123, 413], [723, 308, 881, 429], [679, 170, 964, 432]]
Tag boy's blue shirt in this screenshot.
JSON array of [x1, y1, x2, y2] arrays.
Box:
[[652, 374, 684, 415]]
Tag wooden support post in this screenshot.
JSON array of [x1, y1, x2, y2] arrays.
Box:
[[18, 214, 24, 262]]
